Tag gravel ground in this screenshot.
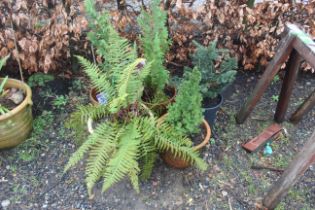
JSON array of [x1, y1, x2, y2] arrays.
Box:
[[0, 71, 314, 210]]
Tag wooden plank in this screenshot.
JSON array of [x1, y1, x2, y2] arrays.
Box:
[[290, 89, 315, 123], [262, 130, 315, 209], [236, 34, 295, 124], [274, 50, 302, 123], [242, 124, 282, 152], [293, 38, 315, 70]]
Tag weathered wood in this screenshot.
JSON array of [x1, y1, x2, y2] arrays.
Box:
[[292, 36, 315, 70], [274, 50, 302, 123], [290, 89, 315, 123], [242, 124, 282, 152], [262, 130, 315, 209], [236, 34, 295, 124]]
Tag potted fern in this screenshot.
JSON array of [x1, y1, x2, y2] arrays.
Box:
[[191, 41, 237, 127], [87, 0, 175, 113], [65, 0, 207, 196], [160, 68, 211, 169], [0, 55, 33, 149]]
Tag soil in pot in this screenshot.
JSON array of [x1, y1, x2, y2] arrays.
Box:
[[0, 88, 25, 112], [0, 97, 16, 111], [202, 95, 221, 108], [203, 94, 223, 128], [142, 86, 176, 115], [190, 125, 206, 147]]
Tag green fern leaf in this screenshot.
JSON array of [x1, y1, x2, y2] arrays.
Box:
[[109, 59, 151, 112], [155, 121, 207, 170], [64, 123, 112, 172], [140, 151, 157, 180], [102, 121, 141, 192], [129, 170, 140, 193], [85, 124, 124, 194], [77, 104, 109, 121], [76, 55, 115, 100]]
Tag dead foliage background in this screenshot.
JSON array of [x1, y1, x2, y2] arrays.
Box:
[[0, 0, 314, 73]]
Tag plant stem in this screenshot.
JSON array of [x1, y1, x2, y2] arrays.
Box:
[[9, 2, 24, 82], [139, 102, 154, 119], [91, 45, 96, 64]]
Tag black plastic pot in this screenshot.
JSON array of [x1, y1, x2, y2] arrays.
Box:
[[203, 94, 223, 128]]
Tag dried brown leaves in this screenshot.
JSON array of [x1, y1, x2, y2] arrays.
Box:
[[168, 0, 315, 70], [0, 0, 88, 73], [1, 0, 314, 72]]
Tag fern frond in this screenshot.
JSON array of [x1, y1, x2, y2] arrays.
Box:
[[129, 170, 140, 193], [64, 123, 112, 172], [136, 116, 156, 147], [176, 146, 207, 171], [85, 124, 124, 194], [140, 151, 157, 180], [76, 104, 109, 121], [103, 29, 138, 78], [76, 55, 115, 99], [155, 122, 191, 155], [102, 121, 141, 192], [109, 59, 151, 112], [155, 121, 207, 170], [135, 117, 157, 175]]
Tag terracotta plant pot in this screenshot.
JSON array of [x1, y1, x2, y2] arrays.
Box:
[[142, 85, 176, 115], [158, 114, 211, 169], [89, 87, 99, 106], [90, 86, 176, 112], [0, 78, 33, 149]]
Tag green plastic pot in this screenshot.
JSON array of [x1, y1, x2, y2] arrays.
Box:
[[0, 78, 33, 149]]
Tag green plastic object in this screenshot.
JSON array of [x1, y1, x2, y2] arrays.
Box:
[[263, 142, 273, 156]]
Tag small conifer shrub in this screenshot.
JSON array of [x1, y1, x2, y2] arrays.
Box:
[[192, 41, 238, 99], [166, 68, 203, 135]]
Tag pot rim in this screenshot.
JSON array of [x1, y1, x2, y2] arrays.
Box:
[[90, 85, 177, 107], [0, 78, 33, 121], [157, 114, 211, 151], [142, 85, 176, 107], [89, 87, 100, 105], [202, 94, 223, 110]]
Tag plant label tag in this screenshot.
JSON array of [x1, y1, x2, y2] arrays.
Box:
[[96, 92, 108, 105]]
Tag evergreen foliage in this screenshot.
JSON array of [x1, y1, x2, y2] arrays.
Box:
[[84, 0, 137, 78], [166, 68, 203, 135], [192, 41, 238, 99], [138, 0, 170, 96], [65, 0, 207, 196]]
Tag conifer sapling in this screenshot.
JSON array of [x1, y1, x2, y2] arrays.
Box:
[[192, 41, 237, 100], [166, 68, 203, 135]]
